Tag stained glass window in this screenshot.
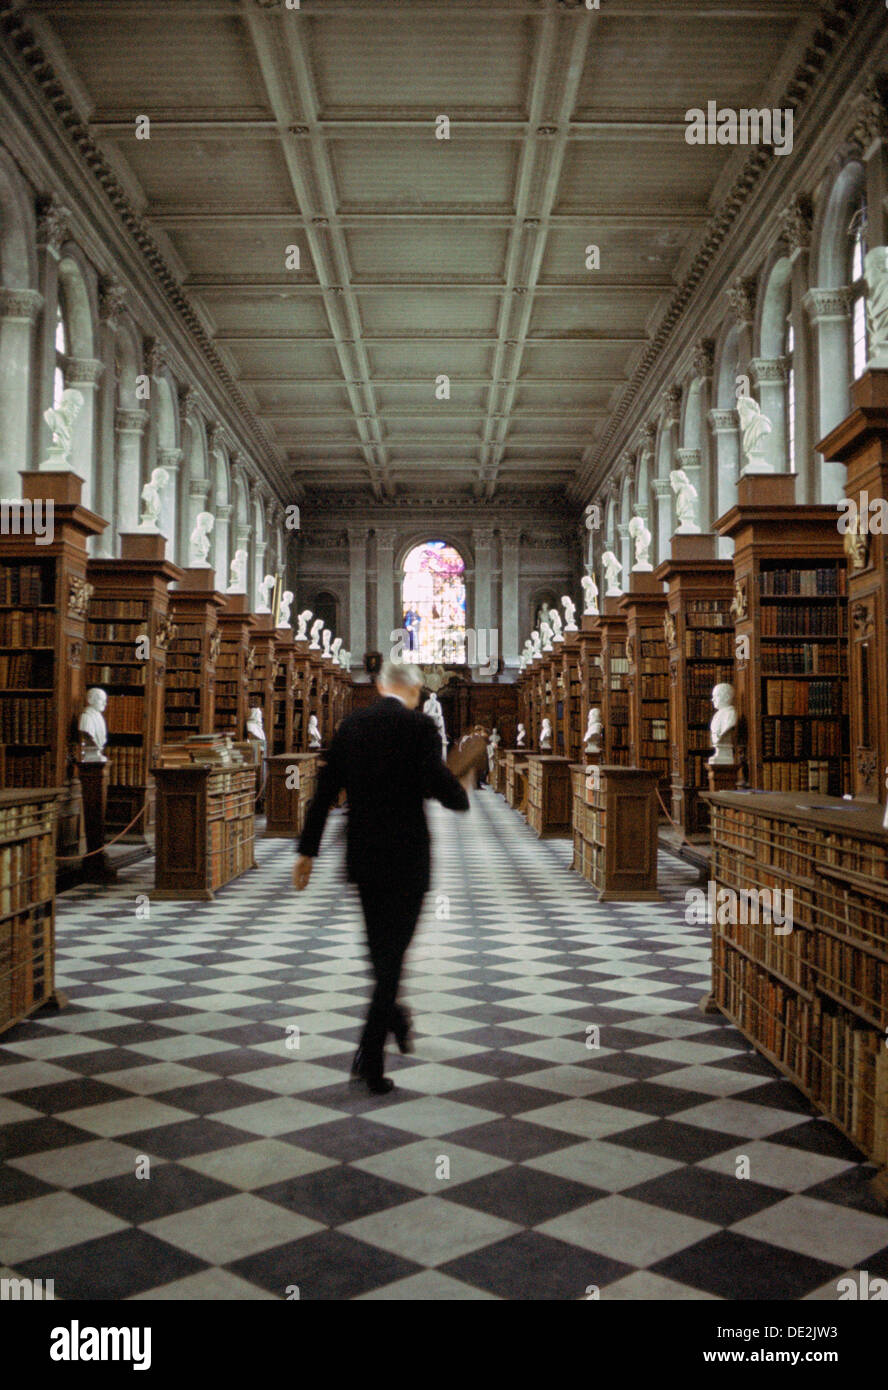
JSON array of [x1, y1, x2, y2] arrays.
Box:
[[401, 541, 466, 664]]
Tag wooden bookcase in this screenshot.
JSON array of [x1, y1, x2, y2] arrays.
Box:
[[578, 617, 603, 762], [290, 640, 310, 751], [272, 630, 296, 754], [716, 474, 849, 796], [264, 752, 319, 836], [526, 754, 571, 837], [86, 534, 183, 836], [0, 789, 59, 1034], [571, 764, 660, 901], [597, 601, 631, 768], [0, 473, 105, 857], [163, 571, 226, 741], [654, 535, 735, 837], [707, 790, 888, 1191], [247, 615, 277, 746], [213, 594, 257, 740], [504, 749, 529, 813], [152, 763, 256, 900], [818, 368, 888, 806], [619, 574, 670, 808], [556, 633, 581, 762]]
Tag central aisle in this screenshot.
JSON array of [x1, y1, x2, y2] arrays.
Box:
[[1, 790, 887, 1300]]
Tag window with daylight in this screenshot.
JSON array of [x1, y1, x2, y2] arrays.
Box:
[[53, 301, 68, 408], [785, 318, 795, 470], [850, 202, 868, 382], [401, 541, 466, 664]]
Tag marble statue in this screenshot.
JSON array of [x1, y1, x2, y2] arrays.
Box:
[[548, 607, 564, 643], [581, 573, 599, 616], [530, 630, 542, 659], [331, 637, 342, 659], [79, 688, 108, 762], [227, 548, 248, 594], [256, 574, 275, 614], [865, 247, 888, 369], [295, 608, 312, 641], [321, 629, 332, 657], [278, 591, 294, 628], [487, 726, 501, 770], [309, 618, 323, 650], [540, 620, 554, 653], [189, 511, 214, 567], [561, 596, 578, 632], [423, 692, 448, 758], [602, 550, 623, 596], [308, 714, 322, 750], [709, 682, 738, 766], [736, 392, 774, 475], [584, 707, 603, 754], [41, 388, 84, 470], [139, 466, 170, 532], [628, 514, 653, 571], [516, 722, 526, 748], [670, 469, 700, 533], [246, 706, 266, 744], [341, 649, 350, 668], [540, 717, 552, 752]]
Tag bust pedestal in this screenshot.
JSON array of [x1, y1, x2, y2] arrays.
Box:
[[77, 757, 117, 882]]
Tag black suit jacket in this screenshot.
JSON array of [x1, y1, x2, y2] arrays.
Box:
[[297, 696, 470, 891]]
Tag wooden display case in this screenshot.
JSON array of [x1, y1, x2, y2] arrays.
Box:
[[597, 601, 631, 767], [504, 749, 529, 813], [654, 535, 735, 837], [264, 752, 319, 837], [818, 368, 888, 807], [525, 753, 571, 837], [571, 764, 660, 901], [86, 533, 183, 837], [706, 790, 888, 1193], [619, 574, 669, 808], [716, 475, 849, 796], [163, 570, 226, 740], [0, 789, 60, 1035], [152, 763, 256, 900], [213, 593, 256, 740]]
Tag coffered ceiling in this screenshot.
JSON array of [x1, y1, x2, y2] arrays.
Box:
[[22, 0, 822, 506]]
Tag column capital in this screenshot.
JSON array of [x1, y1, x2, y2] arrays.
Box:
[[0, 287, 43, 322], [143, 337, 168, 378], [235, 523, 253, 546], [498, 523, 520, 546], [35, 194, 70, 256], [178, 385, 199, 421], [651, 477, 672, 497], [216, 503, 233, 521], [727, 275, 757, 327], [189, 477, 211, 500], [708, 407, 739, 433], [98, 275, 127, 328], [779, 194, 813, 255], [472, 526, 495, 547], [157, 447, 183, 470], [115, 407, 149, 435], [347, 524, 367, 545], [374, 525, 396, 549], [850, 72, 888, 154], [749, 356, 787, 386], [692, 337, 715, 378], [661, 384, 682, 423], [804, 286, 852, 323], [675, 447, 702, 469], [65, 357, 105, 388]]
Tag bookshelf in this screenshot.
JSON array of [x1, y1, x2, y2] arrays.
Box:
[[272, 629, 296, 755], [716, 474, 850, 796], [264, 752, 319, 836], [579, 617, 603, 764], [163, 571, 226, 742], [153, 763, 256, 901], [619, 575, 670, 810], [571, 764, 660, 901], [86, 534, 183, 836], [526, 754, 571, 837], [504, 749, 529, 814], [654, 535, 735, 837], [247, 615, 277, 749], [213, 594, 257, 740], [706, 790, 888, 1191], [597, 601, 631, 767], [0, 789, 60, 1035], [0, 473, 106, 858], [292, 642, 310, 751], [818, 369, 888, 806]]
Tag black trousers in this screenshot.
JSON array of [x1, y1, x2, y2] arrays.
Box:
[[356, 880, 425, 1077]]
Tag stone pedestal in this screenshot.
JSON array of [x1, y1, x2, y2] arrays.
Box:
[[77, 758, 117, 882]]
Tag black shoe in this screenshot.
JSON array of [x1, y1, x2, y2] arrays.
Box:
[[393, 1009, 414, 1056], [350, 1048, 394, 1095]]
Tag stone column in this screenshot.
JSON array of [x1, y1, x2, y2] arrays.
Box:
[[234, 520, 253, 597], [64, 357, 104, 514], [214, 502, 232, 591], [781, 196, 814, 500], [617, 521, 631, 578], [0, 288, 42, 495], [32, 198, 66, 469], [375, 526, 396, 656], [500, 524, 520, 671], [348, 524, 367, 667], [651, 478, 672, 564], [804, 286, 852, 504], [114, 408, 149, 536], [708, 409, 740, 556], [674, 447, 702, 533], [254, 540, 268, 606], [156, 447, 182, 563], [749, 358, 788, 473], [472, 526, 494, 673]]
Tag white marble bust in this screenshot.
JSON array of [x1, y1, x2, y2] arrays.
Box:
[[602, 550, 623, 596], [279, 591, 294, 628], [139, 466, 170, 532], [709, 682, 738, 765], [516, 722, 526, 748], [256, 574, 276, 614], [227, 548, 248, 594], [540, 620, 554, 653], [548, 607, 564, 643], [246, 706, 266, 742], [539, 717, 553, 751], [530, 630, 542, 659], [295, 608, 312, 641], [561, 596, 578, 632], [670, 469, 700, 533], [628, 514, 652, 572], [41, 388, 84, 470], [308, 714, 322, 749], [309, 618, 323, 650], [331, 637, 342, 659], [321, 628, 332, 657], [79, 687, 108, 761], [584, 706, 603, 753], [737, 393, 773, 475], [581, 573, 599, 616], [189, 511, 214, 567]]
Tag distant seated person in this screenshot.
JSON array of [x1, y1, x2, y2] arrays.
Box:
[[449, 724, 490, 790]]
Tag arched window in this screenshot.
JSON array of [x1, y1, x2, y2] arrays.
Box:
[[850, 200, 868, 381], [401, 541, 466, 663], [785, 317, 795, 469], [54, 300, 69, 408]]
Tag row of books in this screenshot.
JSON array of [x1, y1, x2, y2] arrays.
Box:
[[820, 831, 888, 882], [0, 751, 52, 786], [817, 934, 887, 1028], [758, 567, 845, 596], [0, 798, 53, 839], [0, 654, 52, 689], [760, 642, 844, 675], [89, 600, 148, 620], [684, 631, 734, 658], [641, 718, 668, 740], [165, 671, 200, 689], [764, 679, 843, 716], [85, 622, 146, 642], [156, 733, 248, 769], [761, 717, 844, 758], [88, 643, 146, 663], [713, 889, 809, 987], [0, 836, 54, 917], [165, 712, 201, 728], [0, 904, 54, 1024], [0, 610, 54, 646], [760, 606, 845, 637], [638, 640, 667, 659], [168, 637, 203, 654], [813, 1010, 886, 1158], [638, 676, 669, 699], [714, 942, 811, 1084], [760, 759, 844, 793], [86, 665, 146, 687], [105, 696, 145, 735], [108, 745, 146, 786], [0, 698, 51, 744], [0, 563, 53, 606]]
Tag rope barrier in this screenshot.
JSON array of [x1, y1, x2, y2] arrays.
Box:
[[656, 786, 701, 854], [56, 801, 147, 863]]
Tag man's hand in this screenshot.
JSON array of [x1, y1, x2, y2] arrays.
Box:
[[293, 855, 313, 891]]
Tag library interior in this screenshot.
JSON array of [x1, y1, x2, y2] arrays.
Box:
[[1, 0, 888, 1307]]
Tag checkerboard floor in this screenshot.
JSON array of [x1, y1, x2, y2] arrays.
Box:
[[2, 788, 887, 1301]]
